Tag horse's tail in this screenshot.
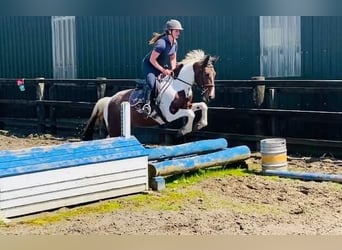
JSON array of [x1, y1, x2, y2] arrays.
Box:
[[81, 111, 98, 141], [81, 97, 111, 141]]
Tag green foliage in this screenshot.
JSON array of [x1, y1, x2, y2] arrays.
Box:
[[166, 166, 251, 188], [22, 201, 122, 226]]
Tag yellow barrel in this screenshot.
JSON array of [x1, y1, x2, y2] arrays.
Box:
[[260, 138, 288, 171]]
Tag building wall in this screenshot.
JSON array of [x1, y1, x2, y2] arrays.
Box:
[[0, 16, 53, 78], [1, 16, 342, 80], [302, 16, 342, 79], [75, 16, 260, 80]]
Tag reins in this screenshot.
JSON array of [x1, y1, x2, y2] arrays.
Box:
[[173, 76, 192, 87]]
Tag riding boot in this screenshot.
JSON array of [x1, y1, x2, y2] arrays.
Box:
[[142, 85, 152, 116]]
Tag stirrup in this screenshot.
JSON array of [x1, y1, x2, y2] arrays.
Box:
[[142, 103, 152, 116]]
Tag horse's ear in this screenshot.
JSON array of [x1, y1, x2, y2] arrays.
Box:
[[210, 56, 219, 65], [203, 55, 219, 66], [203, 55, 210, 66]]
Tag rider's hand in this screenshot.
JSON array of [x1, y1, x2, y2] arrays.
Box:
[[162, 69, 173, 76]]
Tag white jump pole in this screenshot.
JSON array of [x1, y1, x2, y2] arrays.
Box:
[[120, 101, 131, 138]]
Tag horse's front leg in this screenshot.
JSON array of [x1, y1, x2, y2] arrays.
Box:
[[164, 108, 195, 136], [191, 102, 208, 130], [178, 109, 196, 136]]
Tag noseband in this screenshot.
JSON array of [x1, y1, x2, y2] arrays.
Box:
[[174, 76, 214, 98]]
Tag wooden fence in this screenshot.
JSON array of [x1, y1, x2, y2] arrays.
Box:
[[0, 78, 341, 156], [0, 78, 135, 134]]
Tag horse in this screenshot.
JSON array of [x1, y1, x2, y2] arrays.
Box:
[[81, 49, 217, 140]]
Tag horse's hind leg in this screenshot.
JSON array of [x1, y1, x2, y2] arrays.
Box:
[[98, 118, 108, 138], [191, 102, 208, 131], [106, 100, 122, 137]]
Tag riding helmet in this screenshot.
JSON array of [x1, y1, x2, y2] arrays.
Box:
[[165, 19, 184, 31]]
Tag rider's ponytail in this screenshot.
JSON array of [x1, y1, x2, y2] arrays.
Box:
[[148, 32, 167, 45]]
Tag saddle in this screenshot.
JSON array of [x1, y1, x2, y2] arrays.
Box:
[[128, 80, 146, 106], [129, 76, 173, 116]]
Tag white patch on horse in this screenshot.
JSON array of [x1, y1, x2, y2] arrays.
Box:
[[179, 49, 206, 65]]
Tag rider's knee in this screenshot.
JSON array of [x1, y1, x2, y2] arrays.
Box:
[[146, 74, 156, 89]]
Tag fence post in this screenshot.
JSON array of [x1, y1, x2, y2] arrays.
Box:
[[96, 77, 107, 99], [36, 77, 46, 133], [252, 76, 265, 151], [48, 81, 57, 134], [252, 76, 265, 108], [267, 88, 277, 136]]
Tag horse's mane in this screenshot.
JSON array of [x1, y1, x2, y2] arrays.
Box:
[[179, 49, 206, 65]]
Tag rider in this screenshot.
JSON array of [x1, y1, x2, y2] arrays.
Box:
[[141, 19, 183, 115]]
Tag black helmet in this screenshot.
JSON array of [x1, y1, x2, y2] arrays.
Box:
[[165, 19, 184, 31]]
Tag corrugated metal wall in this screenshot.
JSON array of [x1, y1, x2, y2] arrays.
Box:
[[76, 16, 342, 79], [2, 16, 342, 81], [0, 16, 53, 78], [302, 16, 342, 79], [75, 16, 260, 80]]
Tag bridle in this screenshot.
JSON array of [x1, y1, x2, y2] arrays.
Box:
[[173, 64, 215, 97]]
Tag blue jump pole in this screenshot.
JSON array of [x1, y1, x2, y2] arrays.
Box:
[[146, 138, 228, 161], [148, 145, 251, 177], [263, 170, 342, 184]]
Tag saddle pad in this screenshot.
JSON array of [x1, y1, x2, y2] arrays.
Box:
[[129, 88, 144, 106]]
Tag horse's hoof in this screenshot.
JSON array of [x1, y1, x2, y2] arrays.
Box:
[[176, 131, 184, 138], [194, 122, 207, 131]]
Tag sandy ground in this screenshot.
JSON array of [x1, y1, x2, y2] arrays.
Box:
[[0, 131, 342, 235]]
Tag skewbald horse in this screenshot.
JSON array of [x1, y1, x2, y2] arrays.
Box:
[[81, 49, 217, 140]]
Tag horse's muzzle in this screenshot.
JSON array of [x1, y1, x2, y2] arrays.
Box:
[[203, 94, 215, 104], [202, 86, 215, 103], [207, 89, 215, 103]]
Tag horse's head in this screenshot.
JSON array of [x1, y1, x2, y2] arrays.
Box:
[[193, 54, 218, 103]]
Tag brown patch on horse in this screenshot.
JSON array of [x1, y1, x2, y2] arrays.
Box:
[[169, 90, 189, 114], [193, 55, 217, 102], [106, 89, 159, 137], [193, 55, 210, 88]]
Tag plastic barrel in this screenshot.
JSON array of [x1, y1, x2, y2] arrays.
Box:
[[260, 138, 288, 171]]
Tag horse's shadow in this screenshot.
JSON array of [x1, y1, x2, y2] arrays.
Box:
[[158, 110, 204, 143]]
